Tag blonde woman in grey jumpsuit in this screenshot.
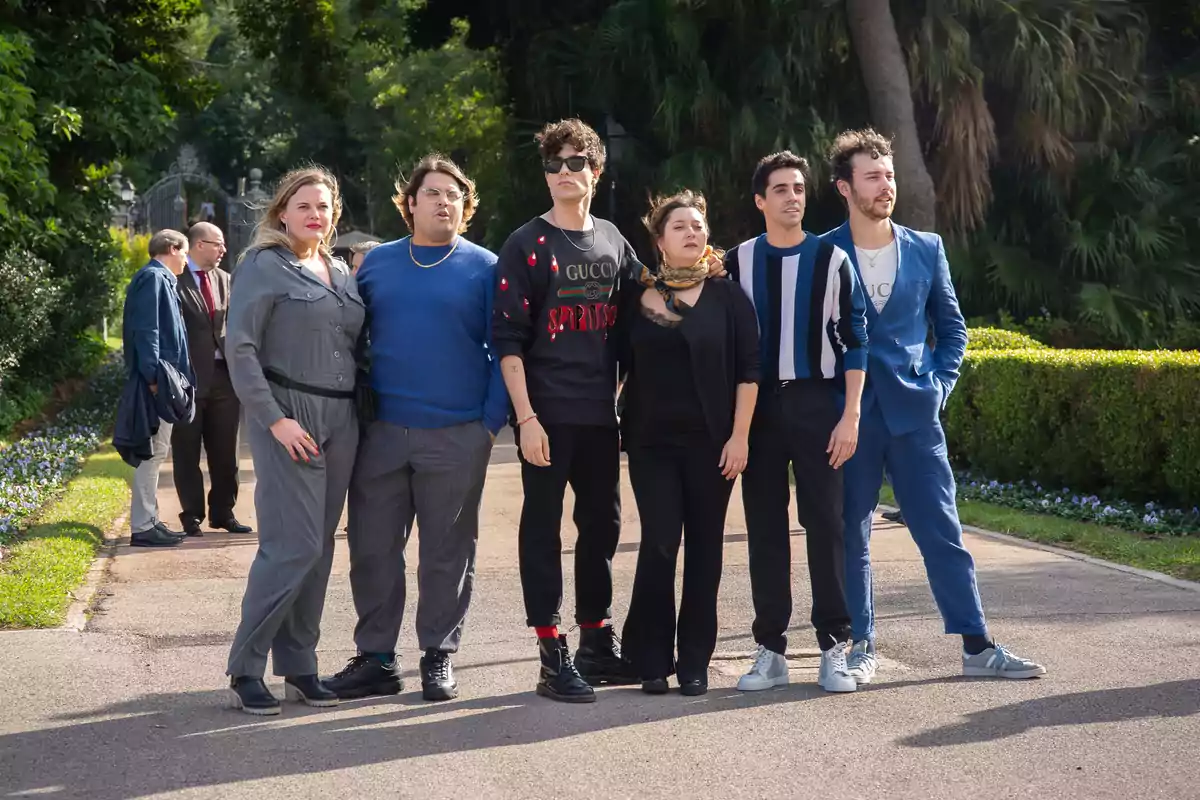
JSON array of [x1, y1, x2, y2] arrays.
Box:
[[224, 166, 366, 715]]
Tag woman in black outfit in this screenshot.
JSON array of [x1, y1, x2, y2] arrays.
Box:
[[618, 191, 761, 695]]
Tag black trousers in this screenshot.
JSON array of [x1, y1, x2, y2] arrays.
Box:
[[518, 424, 621, 627], [171, 362, 242, 525], [741, 380, 852, 653], [622, 438, 734, 679]]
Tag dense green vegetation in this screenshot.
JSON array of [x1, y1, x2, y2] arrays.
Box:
[[0, 0, 1196, 428]]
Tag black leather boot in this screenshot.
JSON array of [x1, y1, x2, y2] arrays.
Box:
[[283, 674, 339, 707], [228, 677, 281, 716], [575, 625, 638, 686], [536, 635, 595, 703]]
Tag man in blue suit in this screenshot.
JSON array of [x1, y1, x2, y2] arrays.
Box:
[[821, 129, 1045, 683]]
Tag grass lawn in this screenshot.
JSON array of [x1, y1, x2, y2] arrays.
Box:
[[0, 446, 133, 628], [880, 486, 1200, 583]]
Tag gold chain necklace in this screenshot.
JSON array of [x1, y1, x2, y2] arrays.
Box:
[[409, 236, 460, 268]]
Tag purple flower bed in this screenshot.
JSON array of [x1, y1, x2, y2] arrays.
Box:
[[0, 355, 124, 544], [957, 472, 1200, 536]]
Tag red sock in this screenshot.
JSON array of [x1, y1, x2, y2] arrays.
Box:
[[579, 620, 608, 629], [535, 625, 558, 639]]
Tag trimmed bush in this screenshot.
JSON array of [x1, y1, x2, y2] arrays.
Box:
[[0, 249, 60, 387], [944, 349, 1200, 508], [966, 327, 1047, 351]]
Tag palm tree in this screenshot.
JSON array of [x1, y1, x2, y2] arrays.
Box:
[[845, 0, 938, 230]]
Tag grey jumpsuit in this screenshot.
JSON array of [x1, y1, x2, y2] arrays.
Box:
[[225, 245, 366, 679]]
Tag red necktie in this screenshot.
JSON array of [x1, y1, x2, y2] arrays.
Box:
[[197, 270, 216, 321]]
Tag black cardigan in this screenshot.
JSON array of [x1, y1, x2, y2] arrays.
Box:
[[617, 276, 761, 447]]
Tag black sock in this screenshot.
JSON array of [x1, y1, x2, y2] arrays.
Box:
[[365, 651, 395, 665], [962, 634, 994, 655]]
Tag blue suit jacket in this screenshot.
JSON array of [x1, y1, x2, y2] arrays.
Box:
[[820, 222, 967, 436]]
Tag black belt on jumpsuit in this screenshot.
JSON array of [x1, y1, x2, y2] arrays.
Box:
[[263, 368, 355, 399]]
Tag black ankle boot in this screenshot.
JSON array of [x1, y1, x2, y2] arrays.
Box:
[[228, 677, 281, 716], [641, 677, 669, 694], [536, 635, 595, 703], [284, 674, 339, 707], [574, 625, 638, 686]]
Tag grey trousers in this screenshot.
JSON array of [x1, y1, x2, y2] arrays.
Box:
[[347, 419, 492, 655], [226, 397, 357, 678], [130, 422, 173, 533]]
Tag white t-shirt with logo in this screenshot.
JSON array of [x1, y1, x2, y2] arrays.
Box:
[[855, 240, 898, 313]]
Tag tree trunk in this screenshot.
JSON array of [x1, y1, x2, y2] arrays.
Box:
[[844, 0, 938, 232]]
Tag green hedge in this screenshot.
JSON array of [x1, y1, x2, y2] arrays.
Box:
[[944, 348, 1200, 508], [966, 327, 1047, 351]]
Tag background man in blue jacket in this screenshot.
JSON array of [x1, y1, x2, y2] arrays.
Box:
[[123, 229, 192, 547], [822, 129, 1045, 684]]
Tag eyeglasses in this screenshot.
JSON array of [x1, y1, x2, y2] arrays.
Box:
[[420, 187, 463, 203], [200, 239, 227, 249], [542, 155, 590, 174]]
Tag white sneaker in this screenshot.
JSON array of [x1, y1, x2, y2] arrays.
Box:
[[737, 645, 789, 691], [846, 640, 878, 685], [818, 641, 857, 693]]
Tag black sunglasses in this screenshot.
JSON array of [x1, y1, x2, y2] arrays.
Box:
[[543, 155, 589, 174]]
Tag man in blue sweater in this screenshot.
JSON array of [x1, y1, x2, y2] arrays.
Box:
[[326, 154, 508, 703]]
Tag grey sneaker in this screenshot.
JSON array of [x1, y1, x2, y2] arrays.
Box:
[[737, 645, 789, 691], [962, 644, 1046, 679], [846, 640, 878, 685]]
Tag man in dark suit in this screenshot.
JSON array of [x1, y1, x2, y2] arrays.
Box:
[[172, 222, 251, 537]]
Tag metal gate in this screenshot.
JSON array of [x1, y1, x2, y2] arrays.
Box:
[[132, 146, 267, 269]]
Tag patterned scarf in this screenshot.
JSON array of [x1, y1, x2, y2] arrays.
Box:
[[637, 245, 720, 314]]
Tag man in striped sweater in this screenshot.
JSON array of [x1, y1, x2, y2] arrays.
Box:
[[724, 151, 868, 694]]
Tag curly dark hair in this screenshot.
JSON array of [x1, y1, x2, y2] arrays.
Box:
[[828, 128, 894, 187], [392, 153, 479, 234], [751, 151, 810, 198], [535, 118, 607, 173]]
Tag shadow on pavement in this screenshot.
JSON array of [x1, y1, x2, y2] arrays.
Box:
[[899, 678, 1200, 747], [0, 683, 835, 799]]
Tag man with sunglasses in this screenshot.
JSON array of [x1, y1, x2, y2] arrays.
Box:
[[326, 154, 507, 703], [493, 118, 647, 703], [171, 222, 251, 538]]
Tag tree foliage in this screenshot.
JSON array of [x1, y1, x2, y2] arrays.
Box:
[[0, 0, 202, 389]]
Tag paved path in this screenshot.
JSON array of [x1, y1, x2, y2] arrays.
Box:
[[2, 429, 1199, 799]]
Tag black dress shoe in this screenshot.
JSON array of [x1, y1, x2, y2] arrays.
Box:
[[678, 677, 708, 696], [420, 649, 458, 701], [536, 635, 595, 703], [641, 677, 669, 695], [881, 509, 905, 526], [131, 527, 184, 547], [283, 674, 339, 707], [228, 677, 280, 715], [575, 625, 638, 686], [210, 518, 253, 533], [154, 521, 185, 537], [324, 654, 403, 699], [181, 517, 203, 537]]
